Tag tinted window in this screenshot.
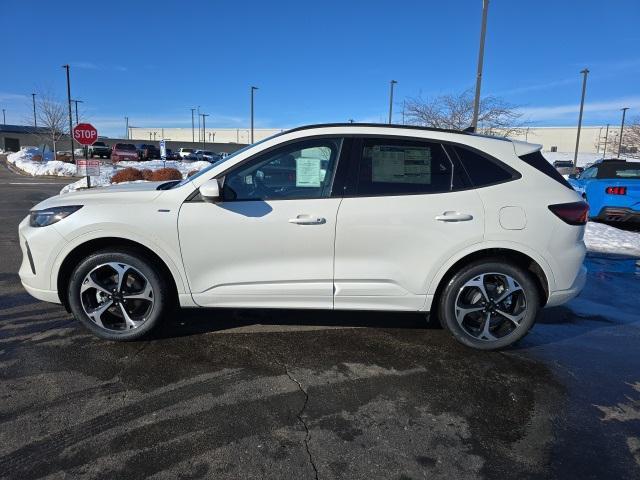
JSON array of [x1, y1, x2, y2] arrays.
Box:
[[115, 143, 136, 151], [517, 151, 572, 189], [222, 138, 342, 201], [454, 146, 516, 187], [355, 139, 468, 196]]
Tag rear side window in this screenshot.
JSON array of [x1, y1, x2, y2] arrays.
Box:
[[355, 139, 468, 196], [517, 151, 573, 189], [453, 146, 516, 187]]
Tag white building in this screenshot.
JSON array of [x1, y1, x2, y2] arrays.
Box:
[[508, 126, 624, 155], [129, 124, 629, 156]]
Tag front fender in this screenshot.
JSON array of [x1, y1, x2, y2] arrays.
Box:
[[49, 227, 190, 295]]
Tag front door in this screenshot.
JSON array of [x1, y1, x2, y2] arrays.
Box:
[[179, 137, 346, 309], [334, 137, 485, 311]]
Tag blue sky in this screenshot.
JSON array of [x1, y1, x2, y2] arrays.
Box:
[[3, 0, 640, 137]]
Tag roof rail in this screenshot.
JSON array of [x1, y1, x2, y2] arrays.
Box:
[[283, 122, 470, 136]]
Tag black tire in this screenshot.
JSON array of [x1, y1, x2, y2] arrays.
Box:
[[67, 249, 170, 341], [438, 259, 540, 350]]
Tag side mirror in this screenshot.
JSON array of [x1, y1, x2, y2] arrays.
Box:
[[200, 178, 221, 203]]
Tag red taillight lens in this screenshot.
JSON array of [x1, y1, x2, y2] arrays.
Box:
[[548, 201, 589, 225], [605, 186, 627, 195]]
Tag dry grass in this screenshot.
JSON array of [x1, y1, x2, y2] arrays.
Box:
[[149, 168, 182, 181], [111, 167, 144, 183]]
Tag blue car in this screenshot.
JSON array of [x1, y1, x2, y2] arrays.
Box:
[[568, 159, 640, 223]]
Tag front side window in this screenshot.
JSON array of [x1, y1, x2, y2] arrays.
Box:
[[222, 138, 342, 201], [355, 139, 467, 196]]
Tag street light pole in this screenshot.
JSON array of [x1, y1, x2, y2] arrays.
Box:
[[572, 68, 589, 168], [32, 93, 37, 127], [201, 113, 209, 151], [471, 0, 490, 130], [618, 107, 629, 157], [190, 108, 195, 142], [62, 64, 75, 164], [2, 109, 5, 124], [602, 123, 609, 159], [125, 116, 129, 139], [72, 99, 83, 125], [388, 80, 397, 124], [250, 86, 258, 144], [197, 106, 201, 142]]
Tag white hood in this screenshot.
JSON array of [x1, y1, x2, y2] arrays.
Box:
[[32, 181, 170, 210]]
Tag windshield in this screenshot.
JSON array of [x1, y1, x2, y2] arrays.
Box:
[[171, 136, 278, 189], [116, 144, 136, 151]]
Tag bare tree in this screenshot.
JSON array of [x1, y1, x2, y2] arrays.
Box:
[[623, 116, 640, 158], [36, 92, 67, 160], [404, 88, 524, 137]]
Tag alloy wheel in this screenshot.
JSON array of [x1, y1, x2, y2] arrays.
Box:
[[80, 262, 154, 332], [454, 272, 527, 342]]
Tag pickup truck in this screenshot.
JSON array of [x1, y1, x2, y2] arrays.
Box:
[[136, 144, 160, 161], [88, 141, 111, 159]]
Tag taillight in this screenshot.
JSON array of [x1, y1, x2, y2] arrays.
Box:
[[605, 186, 627, 195], [548, 201, 589, 225]]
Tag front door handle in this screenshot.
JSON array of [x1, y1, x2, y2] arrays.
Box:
[[289, 215, 326, 225], [435, 211, 474, 222]]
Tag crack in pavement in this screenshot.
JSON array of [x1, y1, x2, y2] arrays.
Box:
[[118, 342, 150, 405], [235, 343, 319, 480], [282, 363, 319, 480]]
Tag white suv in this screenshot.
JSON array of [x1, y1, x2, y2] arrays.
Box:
[[18, 124, 588, 350]]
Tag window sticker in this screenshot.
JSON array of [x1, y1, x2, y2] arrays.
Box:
[[371, 146, 432, 184], [296, 157, 322, 187]]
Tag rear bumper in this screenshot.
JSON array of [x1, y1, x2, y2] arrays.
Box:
[[594, 207, 640, 223], [546, 264, 587, 307]]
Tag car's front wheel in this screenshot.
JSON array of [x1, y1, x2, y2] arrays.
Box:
[[68, 249, 170, 341], [438, 259, 540, 350]]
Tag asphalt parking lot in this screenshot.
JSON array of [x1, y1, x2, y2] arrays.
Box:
[[1, 158, 639, 479]]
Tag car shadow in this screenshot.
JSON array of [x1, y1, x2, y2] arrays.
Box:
[[153, 307, 438, 340]]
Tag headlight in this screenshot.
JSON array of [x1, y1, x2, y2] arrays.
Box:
[[29, 205, 83, 227]]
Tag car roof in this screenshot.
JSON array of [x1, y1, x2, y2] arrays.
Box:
[[277, 123, 541, 157]]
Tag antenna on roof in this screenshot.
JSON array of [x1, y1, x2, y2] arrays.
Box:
[[463, 126, 475, 133]]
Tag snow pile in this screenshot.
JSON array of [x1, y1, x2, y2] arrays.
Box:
[[60, 159, 211, 193], [584, 222, 640, 257], [7, 147, 76, 176]]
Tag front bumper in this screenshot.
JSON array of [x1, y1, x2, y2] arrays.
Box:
[[546, 264, 587, 307], [594, 207, 640, 223], [18, 216, 64, 304]]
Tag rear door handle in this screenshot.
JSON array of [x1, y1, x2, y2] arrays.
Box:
[[289, 215, 326, 225], [435, 211, 474, 222]]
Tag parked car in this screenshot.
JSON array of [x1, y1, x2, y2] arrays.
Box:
[[136, 144, 160, 161], [194, 150, 221, 162], [164, 148, 181, 160], [110, 143, 139, 162], [178, 148, 196, 159], [19, 123, 587, 350], [88, 141, 111, 159], [568, 158, 640, 223], [552, 160, 575, 176]]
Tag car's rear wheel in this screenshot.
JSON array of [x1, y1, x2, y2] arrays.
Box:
[[438, 260, 540, 350], [68, 250, 170, 341]]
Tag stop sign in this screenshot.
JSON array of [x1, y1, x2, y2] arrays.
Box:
[[73, 123, 98, 145]]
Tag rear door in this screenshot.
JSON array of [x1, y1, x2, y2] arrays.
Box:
[[333, 137, 485, 311]]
